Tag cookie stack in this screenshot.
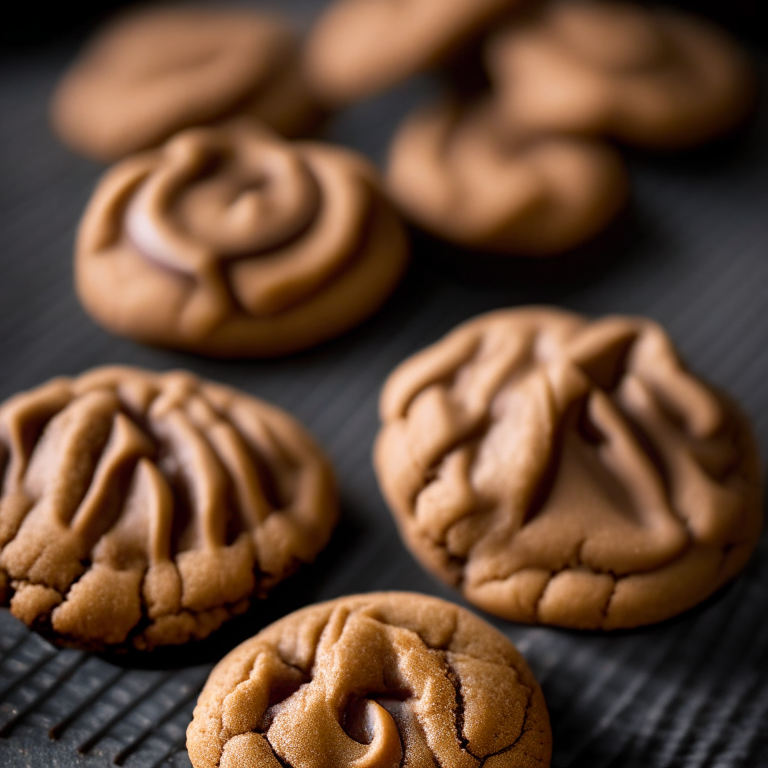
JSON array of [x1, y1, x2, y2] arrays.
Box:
[[0, 2, 761, 768]]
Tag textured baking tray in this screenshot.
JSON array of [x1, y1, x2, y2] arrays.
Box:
[[1, 2, 767, 766]]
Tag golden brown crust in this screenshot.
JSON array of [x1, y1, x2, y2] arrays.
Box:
[[75, 121, 409, 357], [486, 1, 756, 149], [187, 592, 552, 768], [374, 308, 763, 629], [51, 7, 322, 161], [387, 98, 628, 255], [303, 0, 525, 105], [0, 366, 338, 650]]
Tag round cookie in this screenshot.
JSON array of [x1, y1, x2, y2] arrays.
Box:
[[75, 120, 409, 357], [387, 99, 628, 255], [0, 367, 338, 650], [374, 308, 763, 629], [187, 592, 552, 768], [486, 0, 756, 149], [52, 7, 321, 161], [304, 0, 524, 105]]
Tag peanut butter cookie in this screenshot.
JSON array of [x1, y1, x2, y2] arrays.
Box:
[[187, 592, 551, 768], [487, 1, 756, 149], [304, 0, 525, 104], [52, 7, 321, 161], [0, 367, 338, 650], [387, 99, 628, 255], [375, 309, 763, 629], [76, 121, 409, 357]]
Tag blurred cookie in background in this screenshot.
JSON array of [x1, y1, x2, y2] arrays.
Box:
[[387, 98, 628, 256], [303, 0, 527, 105], [76, 120, 409, 357], [486, 0, 757, 150], [51, 6, 323, 161], [0, 366, 338, 651]]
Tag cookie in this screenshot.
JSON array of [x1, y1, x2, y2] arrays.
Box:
[[486, 0, 756, 149], [187, 592, 552, 768], [374, 309, 763, 629], [51, 7, 321, 161], [304, 0, 523, 105], [75, 121, 409, 357], [0, 367, 338, 650], [387, 99, 628, 255]]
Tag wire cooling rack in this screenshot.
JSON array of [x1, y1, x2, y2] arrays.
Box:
[[0, 2, 766, 766]]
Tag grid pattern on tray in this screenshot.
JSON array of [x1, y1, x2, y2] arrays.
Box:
[[0, 4, 767, 767]]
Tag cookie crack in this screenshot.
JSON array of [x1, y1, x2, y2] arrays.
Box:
[[477, 684, 534, 767], [440, 652, 481, 763], [598, 576, 619, 628]]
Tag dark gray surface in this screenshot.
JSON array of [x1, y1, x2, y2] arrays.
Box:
[[1, 3, 768, 767]]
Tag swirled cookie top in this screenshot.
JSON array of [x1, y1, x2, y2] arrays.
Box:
[[188, 592, 551, 768], [76, 120, 408, 356], [386, 98, 628, 255], [0, 367, 337, 650], [375, 309, 762, 627]]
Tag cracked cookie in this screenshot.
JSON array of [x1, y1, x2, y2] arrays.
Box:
[[52, 7, 322, 161], [187, 592, 551, 768], [374, 309, 763, 629], [486, 0, 756, 150], [75, 120, 409, 357], [303, 0, 525, 105], [0, 366, 338, 650], [387, 98, 628, 255]]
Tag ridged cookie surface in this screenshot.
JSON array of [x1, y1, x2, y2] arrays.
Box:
[[0, 366, 337, 650], [375, 308, 763, 629]]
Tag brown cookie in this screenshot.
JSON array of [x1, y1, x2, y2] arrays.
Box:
[[75, 120, 409, 357], [303, 0, 524, 105], [187, 592, 552, 768], [387, 98, 628, 255], [0, 367, 338, 651], [51, 7, 322, 161], [374, 309, 763, 629], [486, 0, 756, 149]]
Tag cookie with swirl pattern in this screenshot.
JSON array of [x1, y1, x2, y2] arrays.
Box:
[[187, 592, 551, 768], [52, 7, 322, 162], [486, 0, 756, 149], [0, 367, 338, 651], [76, 120, 409, 357], [303, 0, 526, 105], [374, 309, 763, 629], [387, 98, 628, 255]]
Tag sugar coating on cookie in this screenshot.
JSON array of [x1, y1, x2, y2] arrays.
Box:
[[0, 367, 338, 650], [304, 0, 523, 104], [387, 99, 628, 255], [52, 7, 321, 161], [375, 309, 763, 629], [75, 121, 409, 357], [487, 0, 756, 149], [187, 592, 552, 768]]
